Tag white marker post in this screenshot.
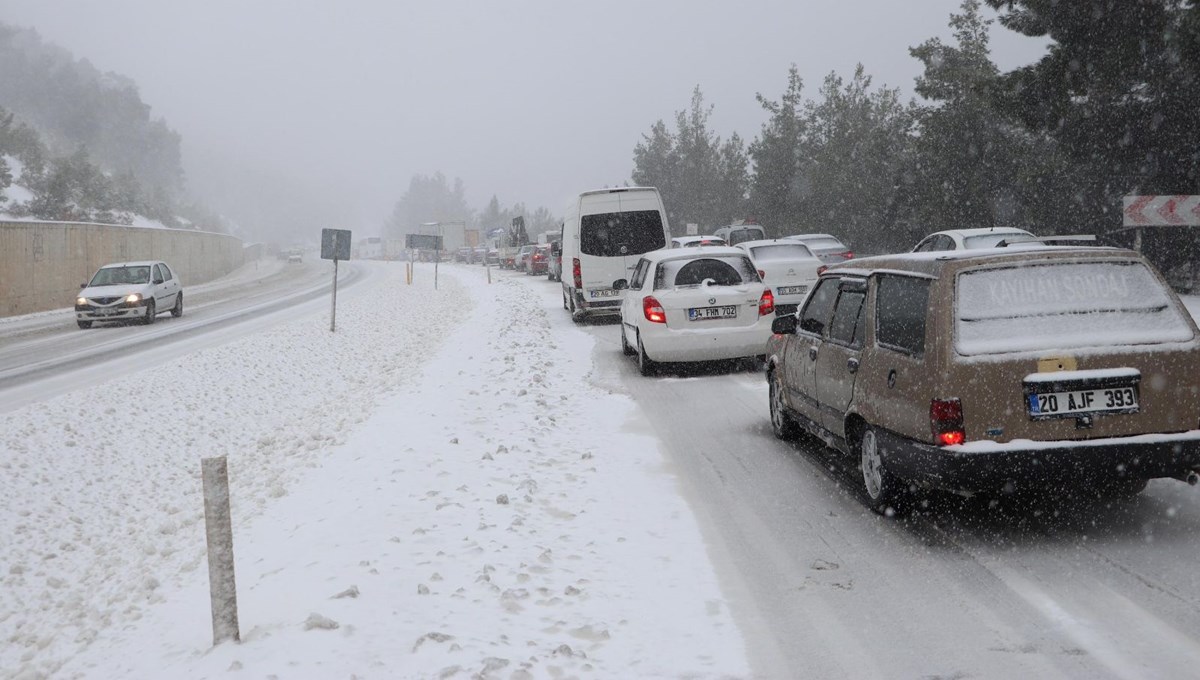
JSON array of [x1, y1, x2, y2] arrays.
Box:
[[330, 256, 339, 332], [202, 456, 240, 645]]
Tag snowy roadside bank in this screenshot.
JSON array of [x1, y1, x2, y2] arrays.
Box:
[[1, 262, 464, 679], [6, 264, 750, 678]]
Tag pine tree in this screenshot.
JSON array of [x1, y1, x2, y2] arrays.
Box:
[[748, 65, 806, 233]]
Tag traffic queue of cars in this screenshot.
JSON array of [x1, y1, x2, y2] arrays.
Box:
[[537, 187, 1200, 515], [444, 193, 1199, 515]]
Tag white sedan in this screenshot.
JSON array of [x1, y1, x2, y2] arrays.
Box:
[[75, 260, 183, 328], [734, 239, 822, 316], [616, 247, 776, 376], [911, 227, 1034, 252]]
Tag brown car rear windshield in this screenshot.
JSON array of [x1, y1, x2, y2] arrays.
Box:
[[955, 261, 1195, 355]]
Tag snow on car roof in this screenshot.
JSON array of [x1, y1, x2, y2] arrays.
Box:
[[825, 245, 1136, 278], [928, 227, 1033, 238], [98, 260, 161, 268], [643, 245, 749, 262]]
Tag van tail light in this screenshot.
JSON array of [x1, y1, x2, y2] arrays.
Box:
[[758, 289, 775, 316], [842, 251, 855, 259], [643, 296, 666, 323], [757, 269, 766, 280], [930, 398, 965, 446], [572, 258, 582, 289]]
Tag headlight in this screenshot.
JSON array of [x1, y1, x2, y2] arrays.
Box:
[[125, 293, 142, 304], [76, 297, 87, 306]]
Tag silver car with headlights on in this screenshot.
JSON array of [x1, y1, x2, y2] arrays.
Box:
[[75, 261, 183, 329]]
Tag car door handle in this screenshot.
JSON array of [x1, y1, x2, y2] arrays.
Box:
[[808, 346, 818, 361], [847, 358, 859, 374]]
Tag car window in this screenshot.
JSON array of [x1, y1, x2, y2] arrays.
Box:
[[798, 236, 844, 250], [955, 260, 1195, 355], [876, 275, 930, 356], [678, 260, 739, 286], [152, 265, 164, 283], [749, 243, 814, 260], [580, 210, 665, 257], [798, 278, 838, 336], [90, 265, 150, 286], [159, 263, 173, 280], [629, 258, 650, 289], [654, 255, 758, 289], [829, 288, 866, 347], [913, 237, 938, 252], [724, 227, 764, 246]]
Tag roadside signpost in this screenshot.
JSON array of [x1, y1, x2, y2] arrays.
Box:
[[1123, 195, 1200, 227], [321, 228, 352, 332], [406, 233, 444, 289], [1123, 196, 1200, 287]]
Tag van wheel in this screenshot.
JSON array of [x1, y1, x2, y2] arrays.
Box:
[[858, 427, 907, 516], [562, 287, 570, 310], [77, 320, 92, 329], [620, 324, 635, 356], [769, 370, 799, 440], [636, 333, 657, 376], [569, 292, 585, 323]]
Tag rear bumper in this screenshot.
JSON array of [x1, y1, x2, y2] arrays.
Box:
[[572, 289, 622, 316], [641, 323, 772, 362], [878, 428, 1200, 492]]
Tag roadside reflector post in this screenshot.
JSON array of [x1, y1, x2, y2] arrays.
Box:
[[202, 456, 240, 645]]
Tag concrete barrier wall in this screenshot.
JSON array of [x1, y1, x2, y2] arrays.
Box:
[[0, 221, 244, 317]]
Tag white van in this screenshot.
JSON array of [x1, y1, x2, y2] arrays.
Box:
[[712, 224, 766, 246], [561, 187, 671, 321]]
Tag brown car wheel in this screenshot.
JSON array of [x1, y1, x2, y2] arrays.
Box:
[[858, 427, 907, 517]]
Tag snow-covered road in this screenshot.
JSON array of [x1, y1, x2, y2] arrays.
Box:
[[1, 261, 749, 679]]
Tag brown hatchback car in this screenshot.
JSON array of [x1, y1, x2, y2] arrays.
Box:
[[766, 246, 1200, 515]]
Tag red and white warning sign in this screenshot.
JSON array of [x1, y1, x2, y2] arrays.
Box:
[[1123, 195, 1200, 226]]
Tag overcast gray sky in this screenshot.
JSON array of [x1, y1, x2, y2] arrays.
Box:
[[0, 1, 1048, 237]]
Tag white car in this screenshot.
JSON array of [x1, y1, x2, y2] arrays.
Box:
[[670, 235, 727, 248], [911, 227, 1035, 252], [784, 233, 854, 264], [616, 246, 775, 375], [734, 239, 822, 316], [74, 261, 183, 329]]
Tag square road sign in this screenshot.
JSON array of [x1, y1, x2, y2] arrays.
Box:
[[321, 228, 352, 260]]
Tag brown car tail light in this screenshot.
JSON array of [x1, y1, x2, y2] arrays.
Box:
[[643, 296, 666, 324], [817, 265, 828, 276], [572, 258, 582, 290], [758, 289, 775, 316], [930, 398, 965, 446]]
